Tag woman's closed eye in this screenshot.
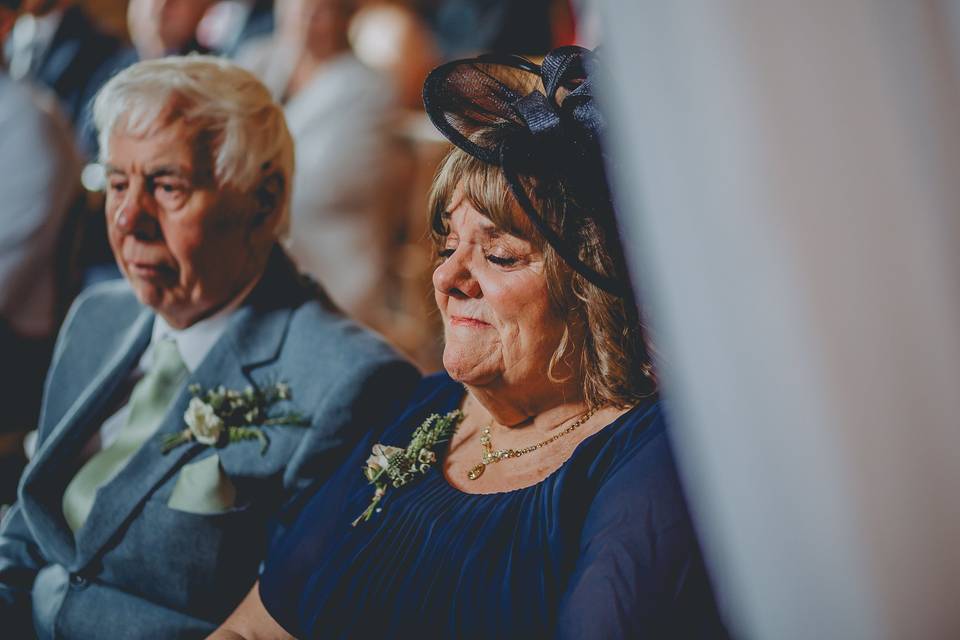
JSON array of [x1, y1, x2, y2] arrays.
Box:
[[437, 242, 524, 267], [485, 253, 518, 267]]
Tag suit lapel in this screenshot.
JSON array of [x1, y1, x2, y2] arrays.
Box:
[[73, 249, 303, 567], [19, 308, 153, 567]]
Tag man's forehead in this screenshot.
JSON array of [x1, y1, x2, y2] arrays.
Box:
[[103, 161, 191, 176], [104, 119, 212, 175]]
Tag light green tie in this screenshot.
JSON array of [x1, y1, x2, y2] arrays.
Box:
[[63, 337, 188, 533]]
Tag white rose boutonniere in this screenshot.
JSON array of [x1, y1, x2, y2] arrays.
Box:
[[352, 410, 463, 526], [184, 397, 224, 445], [162, 382, 308, 454]]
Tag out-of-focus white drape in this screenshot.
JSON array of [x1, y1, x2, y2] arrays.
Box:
[[597, 2, 960, 638]]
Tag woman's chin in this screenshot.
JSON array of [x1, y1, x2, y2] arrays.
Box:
[[442, 352, 498, 387]]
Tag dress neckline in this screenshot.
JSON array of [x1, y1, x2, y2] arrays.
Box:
[[435, 383, 644, 497]]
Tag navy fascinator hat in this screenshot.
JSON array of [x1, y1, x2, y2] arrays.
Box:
[[422, 45, 631, 298]]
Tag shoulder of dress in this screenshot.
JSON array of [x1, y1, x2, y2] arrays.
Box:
[[587, 399, 674, 478]]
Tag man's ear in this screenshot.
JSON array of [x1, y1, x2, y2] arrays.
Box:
[[251, 171, 285, 229]]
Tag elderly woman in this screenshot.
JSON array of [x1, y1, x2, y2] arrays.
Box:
[[213, 47, 726, 639], [0, 56, 417, 638]]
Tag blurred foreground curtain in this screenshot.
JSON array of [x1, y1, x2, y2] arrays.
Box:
[[597, 2, 960, 638]]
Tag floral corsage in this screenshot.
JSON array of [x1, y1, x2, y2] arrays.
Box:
[[161, 382, 308, 454], [352, 410, 464, 526]]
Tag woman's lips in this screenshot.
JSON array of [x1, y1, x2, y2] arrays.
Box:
[[128, 261, 175, 280], [449, 315, 490, 328]]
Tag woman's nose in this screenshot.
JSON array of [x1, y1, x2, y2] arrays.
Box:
[[433, 249, 481, 298]]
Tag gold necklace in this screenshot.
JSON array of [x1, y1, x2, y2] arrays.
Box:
[[467, 407, 597, 480]]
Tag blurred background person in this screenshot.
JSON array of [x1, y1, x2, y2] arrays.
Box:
[[238, 0, 410, 341], [348, 0, 438, 109], [197, 0, 275, 58], [0, 0, 82, 503], [125, 0, 215, 59], [2, 0, 119, 133], [418, 0, 570, 58], [78, 0, 218, 156]]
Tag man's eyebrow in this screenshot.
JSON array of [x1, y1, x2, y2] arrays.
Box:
[[146, 165, 191, 179], [102, 165, 192, 178]]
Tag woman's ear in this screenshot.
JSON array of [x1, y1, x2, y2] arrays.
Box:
[[251, 172, 286, 229]]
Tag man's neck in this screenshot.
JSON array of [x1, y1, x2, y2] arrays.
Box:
[[159, 269, 264, 331]]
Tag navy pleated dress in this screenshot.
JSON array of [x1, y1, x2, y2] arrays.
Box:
[[260, 373, 727, 639]]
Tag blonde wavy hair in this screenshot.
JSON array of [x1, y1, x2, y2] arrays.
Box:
[[428, 145, 656, 409]]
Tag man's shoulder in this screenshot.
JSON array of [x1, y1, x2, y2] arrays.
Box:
[[70, 278, 139, 310], [283, 296, 410, 368], [61, 279, 143, 338]]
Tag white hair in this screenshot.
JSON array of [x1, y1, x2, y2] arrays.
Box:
[[93, 54, 295, 234]]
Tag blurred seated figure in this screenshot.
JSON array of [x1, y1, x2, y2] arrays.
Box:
[[348, 0, 439, 110], [238, 0, 407, 333], [420, 0, 565, 58], [125, 0, 216, 60], [212, 47, 727, 640], [0, 0, 81, 500], [197, 0, 275, 58], [0, 55, 418, 638], [2, 0, 119, 130], [79, 0, 218, 156]]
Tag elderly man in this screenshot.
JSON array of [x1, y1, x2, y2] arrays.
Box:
[[0, 55, 419, 639]]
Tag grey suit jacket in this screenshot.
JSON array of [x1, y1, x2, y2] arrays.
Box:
[[0, 248, 420, 639]]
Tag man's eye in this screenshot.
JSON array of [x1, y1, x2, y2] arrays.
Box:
[[438, 248, 455, 260], [155, 182, 184, 194], [109, 182, 127, 193]]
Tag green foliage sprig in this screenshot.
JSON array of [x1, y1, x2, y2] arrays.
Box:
[[352, 410, 464, 526]]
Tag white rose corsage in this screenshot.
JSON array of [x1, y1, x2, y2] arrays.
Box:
[[161, 382, 307, 454], [352, 410, 463, 526]]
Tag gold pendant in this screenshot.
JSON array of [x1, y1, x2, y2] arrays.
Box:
[[468, 463, 485, 480]]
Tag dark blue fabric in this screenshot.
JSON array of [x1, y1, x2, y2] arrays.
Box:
[[260, 373, 727, 639]]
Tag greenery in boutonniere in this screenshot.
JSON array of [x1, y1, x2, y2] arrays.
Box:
[[352, 410, 464, 527], [161, 382, 308, 455]]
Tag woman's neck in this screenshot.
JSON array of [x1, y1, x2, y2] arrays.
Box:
[[463, 378, 589, 434]]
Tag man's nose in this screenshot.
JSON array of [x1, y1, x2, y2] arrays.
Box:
[[115, 183, 161, 241]]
